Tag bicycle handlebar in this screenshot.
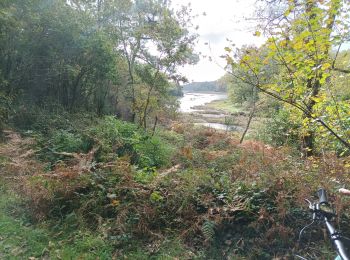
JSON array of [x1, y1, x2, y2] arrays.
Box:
[[299, 188, 350, 260], [317, 188, 328, 205]]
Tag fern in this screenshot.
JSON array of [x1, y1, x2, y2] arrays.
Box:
[[201, 220, 216, 241]]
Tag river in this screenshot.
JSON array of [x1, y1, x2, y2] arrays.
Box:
[[178, 92, 239, 131], [178, 92, 227, 113]]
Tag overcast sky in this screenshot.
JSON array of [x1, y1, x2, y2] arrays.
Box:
[[171, 0, 265, 82]]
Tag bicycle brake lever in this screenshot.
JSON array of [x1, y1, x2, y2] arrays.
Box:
[[305, 198, 313, 209]]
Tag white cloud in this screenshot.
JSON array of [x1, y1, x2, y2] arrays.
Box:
[[172, 0, 265, 82]]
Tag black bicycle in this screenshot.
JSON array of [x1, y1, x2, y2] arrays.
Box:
[[296, 188, 350, 260]]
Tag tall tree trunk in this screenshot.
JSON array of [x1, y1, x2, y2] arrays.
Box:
[[69, 69, 86, 111], [152, 116, 158, 136], [240, 103, 257, 144], [302, 78, 320, 156], [142, 85, 154, 129], [301, 0, 339, 156]]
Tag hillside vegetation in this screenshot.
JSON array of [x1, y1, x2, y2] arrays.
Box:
[[1, 118, 350, 259], [182, 81, 227, 93]]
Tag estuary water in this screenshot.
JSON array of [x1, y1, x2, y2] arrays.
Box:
[[178, 92, 239, 131], [178, 92, 227, 113]]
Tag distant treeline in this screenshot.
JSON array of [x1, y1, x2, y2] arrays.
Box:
[[182, 80, 227, 93]]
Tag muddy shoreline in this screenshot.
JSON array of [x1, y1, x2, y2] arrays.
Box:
[[179, 94, 245, 132]]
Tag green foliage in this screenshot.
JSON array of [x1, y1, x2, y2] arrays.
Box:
[[156, 128, 184, 148], [50, 130, 90, 153], [150, 191, 164, 203], [0, 91, 10, 134], [201, 220, 216, 241], [225, 0, 350, 153], [0, 181, 113, 259], [258, 108, 300, 148], [224, 71, 260, 105], [0, 0, 197, 122], [10, 105, 94, 134], [332, 50, 350, 100], [89, 116, 129, 158], [183, 80, 226, 92], [134, 167, 158, 184], [4, 121, 350, 259], [90, 116, 174, 168], [133, 134, 173, 168]]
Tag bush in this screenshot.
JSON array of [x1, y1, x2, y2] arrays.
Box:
[[11, 105, 68, 132], [89, 116, 174, 168], [51, 130, 89, 153], [133, 134, 173, 168], [34, 129, 93, 166], [257, 109, 300, 148], [10, 105, 96, 135], [89, 116, 133, 161]]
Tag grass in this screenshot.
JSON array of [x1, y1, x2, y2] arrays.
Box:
[[0, 178, 198, 259], [122, 239, 202, 259], [0, 181, 114, 259], [204, 99, 242, 114]]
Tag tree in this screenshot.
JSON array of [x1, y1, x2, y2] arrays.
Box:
[[101, 0, 198, 125], [0, 0, 121, 115], [0, 0, 197, 127], [225, 0, 350, 155]]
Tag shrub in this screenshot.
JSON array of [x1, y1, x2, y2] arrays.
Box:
[[11, 105, 68, 132], [51, 130, 89, 153], [35, 129, 93, 166], [133, 135, 173, 168], [89, 116, 133, 161], [89, 116, 174, 168], [257, 108, 300, 148]]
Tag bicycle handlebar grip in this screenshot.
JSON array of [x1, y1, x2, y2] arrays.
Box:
[[339, 188, 350, 195], [318, 188, 328, 204]]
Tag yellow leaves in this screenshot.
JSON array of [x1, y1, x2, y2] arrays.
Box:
[[224, 47, 232, 52], [270, 84, 281, 93], [267, 41, 277, 51], [293, 40, 303, 50], [321, 63, 331, 71], [150, 191, 163, 203], [242, 54, 251, 63], [310, 94, 326, 103], [302, 117, 311, 128], [312, 163, 319, 169], [254, 31, 261, 37], [107, 193, 120, 207], [111, 200, 120, 207], [345, 156, 350, 168], [279, 40, 288, 47], [319, 72, 330, 84], [284, 9, 291, 17]]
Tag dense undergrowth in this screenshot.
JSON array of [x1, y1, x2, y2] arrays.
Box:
[[1, 115, 350, 259]]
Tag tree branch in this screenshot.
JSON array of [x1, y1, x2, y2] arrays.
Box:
[[227, 69, 350, 151], [333, 67, 350, 74]]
